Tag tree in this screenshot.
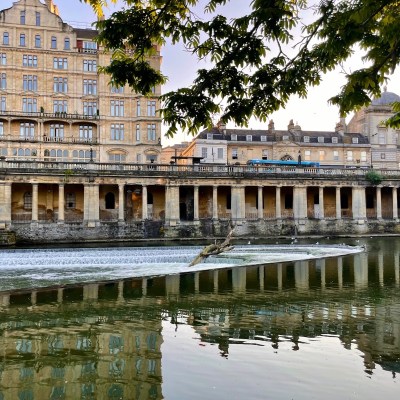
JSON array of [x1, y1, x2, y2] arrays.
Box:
[[82, 0, 400, 137]]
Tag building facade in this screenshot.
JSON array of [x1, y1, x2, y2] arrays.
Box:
[[0, 0, 162, 165]]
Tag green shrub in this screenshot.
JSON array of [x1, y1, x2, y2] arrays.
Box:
[[365, 170, 383, 185]]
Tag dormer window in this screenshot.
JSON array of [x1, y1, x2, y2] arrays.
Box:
[[231, 134, 237, 141], [207, 133, 213, 140], [282, 135, 289, 141], [318, 137, 324, 143], [246, 135, 252, 141], [260, 135, 267, 142], [352, 137, 358, 144], [303, 136, 309, 143], [332, 137, 338, 144]]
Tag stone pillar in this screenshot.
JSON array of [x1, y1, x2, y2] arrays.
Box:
[[32, 183, 38, 222], [31, 291, 37, 306], [277, 263, 283, 290], [83, 284, 99, 300], [142, 185, 148, 220], [319, 186, 325, 219], [337, 257, 343, 289], [118, 281, 124, 301], [395, 251, 399, 286], [84, 183, 99, 227], [231, 186, 245, 222], [257, 186, 263, 219], [212, 186, 218, 220], [392, 187, 398, 220], [259, 266, 265, 290], [295, 260, 309, 290], [213, 270, 219, 293], [275, 186, 281, 219], [57, 288, 63, 303], [376, 186, 382, 220], [293, 186, 307, 220], [336, 187, 341, 219], [142, 278, 147, 296], [194, 272, 200, 293], [58, 184, 64, 223], [378, 250, 384, 287], [165, 185, 180, 225], [352, 186, 366, 220], [0, 182, 12, 229], [193, 185, 199, 221], [118, 184, 125, 222], [318, 259, 326, 289]]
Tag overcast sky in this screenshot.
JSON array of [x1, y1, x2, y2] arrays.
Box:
[[4, 0, 400, 145]]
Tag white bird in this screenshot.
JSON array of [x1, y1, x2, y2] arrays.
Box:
[[248, 241, 251, 245], [315, 241, 319, 245]]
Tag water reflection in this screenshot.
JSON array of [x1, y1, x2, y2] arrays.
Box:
[[0, 239, 399, 399]]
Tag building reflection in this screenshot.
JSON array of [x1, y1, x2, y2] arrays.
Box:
[[0, 245, 400, 398]]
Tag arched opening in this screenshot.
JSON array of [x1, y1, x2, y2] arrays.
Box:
[[281, 154, 294, 161], [105, 192, 115, 209]]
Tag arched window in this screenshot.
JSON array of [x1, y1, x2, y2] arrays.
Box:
[[66, 193, 76, 209], [24, 192, 32, 210], [105, 192, 115, 209], [281, 154, 293, 161]]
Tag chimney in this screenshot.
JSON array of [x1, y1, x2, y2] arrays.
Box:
[[288, 119, 295, 132], [335, 117, 346, 136], [268, 119, 275, 132]]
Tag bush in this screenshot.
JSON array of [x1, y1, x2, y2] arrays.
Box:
[[365, 170, 383, 185]]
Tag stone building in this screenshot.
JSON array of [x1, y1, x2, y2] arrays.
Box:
[[181, 119, 371, 168], [0, 0, 162, 164]]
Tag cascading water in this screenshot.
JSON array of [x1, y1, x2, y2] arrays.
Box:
[[0, 244, 363, 292]]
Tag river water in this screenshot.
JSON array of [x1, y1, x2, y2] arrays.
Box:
[[0, 237, 399, 399]]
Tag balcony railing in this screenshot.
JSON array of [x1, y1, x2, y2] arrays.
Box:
[[0, 111, 100, 120]]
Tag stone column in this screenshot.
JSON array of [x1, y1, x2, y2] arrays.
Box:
[[352, 186, 366, 220], [142, 185, 148, 220], [257, 186, 263, 219], [213, 270, 219, 293], [193, 185, 199, 221], [32, 183, 38, 222], [165, 185, 180, 225], [277, 263, 283, 290], [275, 186, 281, 219], [0, 182, 12, 229], [392, 187, 398, 220], [293, 186, 307, 220], [118, 184, 125, 222], [376, 186, 382, 219], [337, 257, 343, 289], [259, 266, 265, 290], [58, 184, 64, 223], [319, 186, 325, 219], [231, 186, 245, 222], [212, 186, 218, 220], [336, 187, 341, 219], [194, 272, 200, 293], [84, 183, 99, 227]]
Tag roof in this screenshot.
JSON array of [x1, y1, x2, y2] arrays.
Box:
[[371, 91, 400, 106], [73, 28, 98, 39]]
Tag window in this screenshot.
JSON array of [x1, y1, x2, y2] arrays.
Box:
[[217, 148, 223, 159], [147, 124, 156, 141], [137, 153, 142, 163], [347, 150, 353, 161], [53, 100, 68, 113], [109, 152, 126, 163], [20, 34, 26, 46], [136, 124, 140, 141], [381, 153, 386, 160], [333, 150, 339, 161], [110, 100, 124, 117], [332, 136, 338, 144], [0, 53, 6, 65], [232, 148, 238, 159], [36, 12, 41, 26], [64, 37, 70, 50], [111, 85, 123, 94], [201, 147, 207, 158], [261, 135, 267, 142], [83, 79, 97, 95], [20, 11, 25, 25], [23, 193, 32, 210], [0, 73, 6, 89], [22, 98, 37, 113], [0, 122, 3, 136], [361, 151, 367, 162], [23, 75, 38, 92], [23, 55, 38, 67], [53, 57, 67, 69], [207, 133, 213, 140], [262, 149, 268, 160], [147, 100, 156, 116], [0, 97, 5, 111], [72, 149, 94, 161], [53, 77, 68, 93], [282, 135, 289, 141], [305, 150, 311, 161], [111, 124, 124, 140], [318, 136, 324, 143], [378, 133, 386, 144], [3, 32, 9, 45], [83, 101, 97, 116], [303, 136, 310, 143], [83, 60, 97, 72], [231, 134, 237, 141], [319, 150, 325, 161], [83, 41, 97, 53], [352, 137, 358, 144], [246, 135, 252, 141], [20, 122, 35, 138], [66, 193, 76, 209], [51, 36, 57, 49], [137, 100, 141, 116], [79, 125, 93, 140], [50, 124, 64, 139], [35, 34, 41, 48]]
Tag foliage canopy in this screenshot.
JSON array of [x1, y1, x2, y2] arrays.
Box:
[[81, 0, 400, 137]]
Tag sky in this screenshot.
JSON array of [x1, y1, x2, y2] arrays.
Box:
[[3, 0, 400, 146]]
